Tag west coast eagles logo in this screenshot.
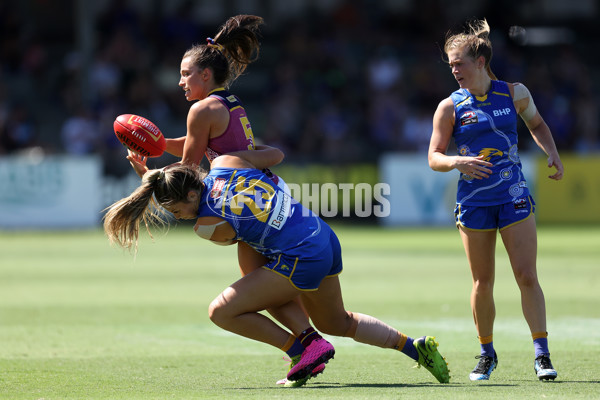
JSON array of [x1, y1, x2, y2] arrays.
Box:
[[460, 110, 478, 126], [478, 148, 504, 161]]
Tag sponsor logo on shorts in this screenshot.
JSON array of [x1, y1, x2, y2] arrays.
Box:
[[514, 198, 528, 213]]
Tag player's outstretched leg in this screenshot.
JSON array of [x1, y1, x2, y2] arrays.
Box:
[[337, 312, 451, 383], [469, 352, 498, 381], [287, 338, 335, 382], [413, 336, 450, 383]]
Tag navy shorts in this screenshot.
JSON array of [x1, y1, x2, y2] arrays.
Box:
[[262, 231, 343, 291], [454, 195, 536, 231]]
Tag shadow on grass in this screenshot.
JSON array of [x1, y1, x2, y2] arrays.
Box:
[[312, 382, 518, 389], [227, 381, 519, 390], [510, 379, 600, 384]]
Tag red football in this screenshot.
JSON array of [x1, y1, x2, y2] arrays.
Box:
[[113, 114, 166, 157]]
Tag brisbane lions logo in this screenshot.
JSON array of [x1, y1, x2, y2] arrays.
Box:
[[478, 148, 504, 161]]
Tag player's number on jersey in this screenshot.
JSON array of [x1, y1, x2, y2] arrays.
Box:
[[229, 177, 275, 222], [239, 116, 255, 150]]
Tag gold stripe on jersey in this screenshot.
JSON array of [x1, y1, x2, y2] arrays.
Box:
[[207, 87, 226, 96], [456, 98, 471, 108], [221, 170, 238, 216]]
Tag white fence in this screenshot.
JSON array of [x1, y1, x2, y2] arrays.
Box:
[[379, 153, 537, 226], [0, 155, 103, 229], [0, 154, 538, 229]]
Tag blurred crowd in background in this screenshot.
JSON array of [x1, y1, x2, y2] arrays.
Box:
[[1, 0, 598, 177]]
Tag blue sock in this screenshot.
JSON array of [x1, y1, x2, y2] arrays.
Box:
[[533, 338, 549, 358], [481, 342, 495, 358], [286, 338, 305, 358], [400, 337, 418, 361], [298, 327, 322, 348]]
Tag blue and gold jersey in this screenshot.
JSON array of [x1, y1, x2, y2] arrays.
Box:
[[451, 80, 529, 206], [197, 168, 330, 258]]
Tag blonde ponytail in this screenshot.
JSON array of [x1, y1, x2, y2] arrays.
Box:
[[103, 164, 207, 253], [103, 170, 166, 252]]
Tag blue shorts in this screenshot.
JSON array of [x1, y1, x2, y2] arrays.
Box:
[[454, 196, 536, 231], [262, 230, 343, 291]]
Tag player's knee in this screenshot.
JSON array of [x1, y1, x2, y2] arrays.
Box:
[[513, 268, 538, 288], [208, 294, 229, 327], [473, 278, 494, 294]]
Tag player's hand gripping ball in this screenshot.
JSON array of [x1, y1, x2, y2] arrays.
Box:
[[113, 114, 166, 157]]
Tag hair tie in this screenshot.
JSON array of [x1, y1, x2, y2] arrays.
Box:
[[206, 37, 225, 52]]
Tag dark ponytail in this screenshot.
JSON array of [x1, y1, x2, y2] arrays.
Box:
[[183, 15, 264, 87]]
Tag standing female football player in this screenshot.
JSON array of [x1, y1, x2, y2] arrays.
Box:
[[428, 19, 563, 381], [147, 14, 318, 386], [104, 153, 451, 385]]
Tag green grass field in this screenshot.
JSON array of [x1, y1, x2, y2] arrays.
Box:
[[1, 224, 599, 399]]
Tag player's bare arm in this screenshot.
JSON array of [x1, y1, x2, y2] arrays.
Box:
[[511, 82, 564, 180], [179, 101, 215, 166], [226, 145, 284, 170], [428, 97, 492, 179], [194, 216, 237, 245]]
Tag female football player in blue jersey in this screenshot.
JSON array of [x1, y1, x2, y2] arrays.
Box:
[[428, 19, 563, 382], [141, 14, 320, 386], [104, 150, 451, 386]]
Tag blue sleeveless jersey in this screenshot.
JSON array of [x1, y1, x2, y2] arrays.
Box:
[[197, 168, 330, 258], [451, 80, 530, 206]]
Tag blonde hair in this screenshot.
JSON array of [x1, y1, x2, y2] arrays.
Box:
[[103, 165, 206, 252], [183, 14, 264, 88], [444, 19, 497, 80]]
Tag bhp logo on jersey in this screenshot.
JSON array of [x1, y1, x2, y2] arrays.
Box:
[[493, 108, 511, 117]]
